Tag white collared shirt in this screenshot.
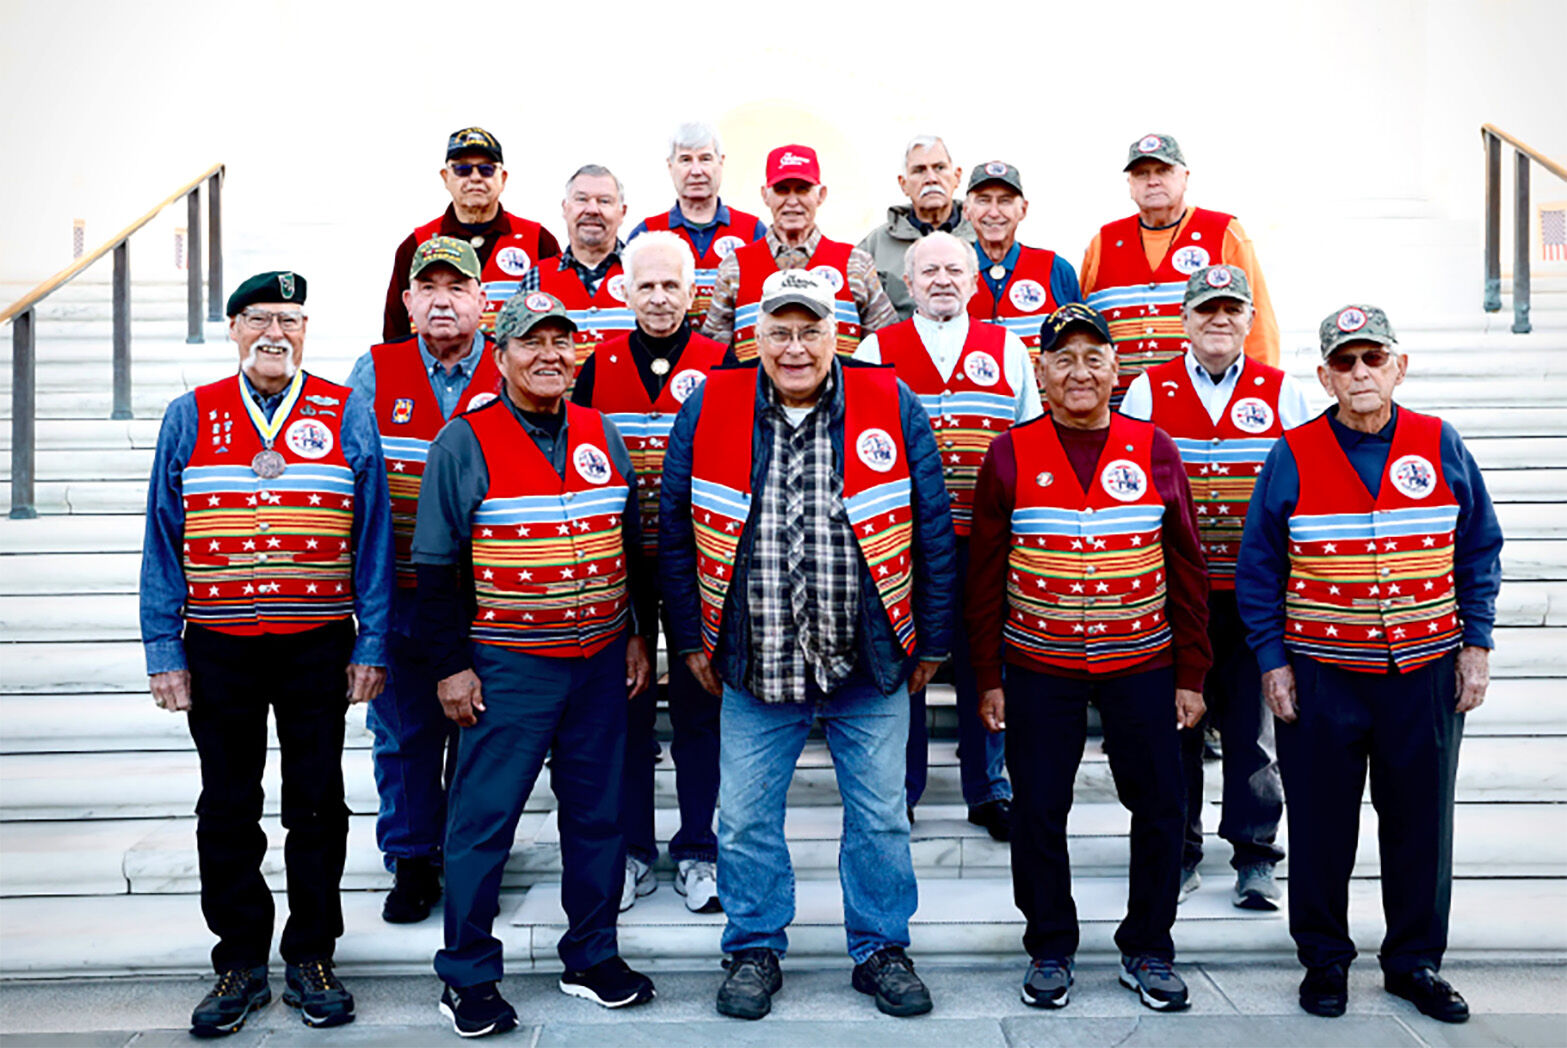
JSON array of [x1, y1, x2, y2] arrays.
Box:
[[854, 313, 1043, 422], [1119, 351, 1312, 429]]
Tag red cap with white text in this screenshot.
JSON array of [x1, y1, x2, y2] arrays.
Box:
[[765, 144, 822, 187]]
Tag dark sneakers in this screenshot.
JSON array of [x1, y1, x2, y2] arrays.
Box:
[[440, 982, 519, 1038], [1118, 955, 1191, 1011], [282, 959, 355, 1028], [383, 855, 443, 924], [852, 946, 933, 1017], [717, 948, 783, 1020], [559, 955, 656, 1008], [1021, 957, 1073, 1008], [1386, 967, 1470, 1023], [967, 799, 1013, 842], [1299, 963, 1349, 1017], [190, 966, 271, 1038]]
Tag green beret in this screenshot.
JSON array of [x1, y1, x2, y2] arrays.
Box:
[[227, 271, 306, 317]]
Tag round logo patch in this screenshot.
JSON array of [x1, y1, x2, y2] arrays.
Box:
[[963, 350, 1001, 387], [1008, 278, 1048, 312], [810, 265, 845, 293], [523, 292, 555, 312], [494, 246, 532, 276], [669, 368, 706, 403], [605, 274, 627, 302], [572, 443, 612, 485], [1035, 471, 1054, 488], [1336, 307, 1368, 333], [855, 428, 898, 473], [284, 418, 334, 460], [1137, 134, 1163, 153], [1171, 245, 1211, 274], [1229, 397, 1275, 434], [713, 235, 746, 260], [1205, 267, 1233, 289], [465, 391, 498, 411], [985, 161, 1009, 177], [1389, 454, 1437, 500], [1100, 459, 1148, 502]]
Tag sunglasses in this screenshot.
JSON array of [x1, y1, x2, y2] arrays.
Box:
[[1325, 347, 1393, 372], [450, 162, 498, 178]]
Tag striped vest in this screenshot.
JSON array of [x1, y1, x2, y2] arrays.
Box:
[[1284, 409, 1462, 673], [640, 205, 765, 323], [876, 318, 1013, 538], [967, 244, 1059, 360], [412, 212, 547, 335], [586, 330, 728, 556], [689, 366, 917, 658], [466, 401, 631, 658], [371, 337, 502, 588], [1145, 356, 1287, 591], [534, 258, 635, 368], [732, 237, 860, 362], [181, 373, 356, 635], [1086, 207, 1233, 405], [1005, 414, 1172, 673]]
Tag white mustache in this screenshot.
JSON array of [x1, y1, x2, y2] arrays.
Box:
[[427, 306, 459, 321], [919, 185, 946, 197]]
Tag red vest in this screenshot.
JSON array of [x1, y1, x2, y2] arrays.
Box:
[[731, 237, 860, 362], [465, 401, 631, 658], [585, 331, 728, 556], [640, 205, 765, 324], [534, 259, 634, 368], [876, 318, 1013, 538], [1284, 410, 1461, 673], [370, 337, 503, 588], [181, 372, 357, 635], [1005, 415, 1171, 673], [688, 367, 917, 658], [1086, 207, 1234, 404], [1145, 356, 1287, 591], [967, 245, 1060, 361], [412, 212, 548, 335]]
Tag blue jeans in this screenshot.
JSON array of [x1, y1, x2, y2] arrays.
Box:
[[718, 670, 916, 963], [367, 630, 457, 866]]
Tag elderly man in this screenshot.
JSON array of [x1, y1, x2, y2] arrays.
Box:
[[701, 144, 897, 361], [1121, 265, 1312, 911], [967, 303, 1210, 1012], [663, 270, 957, 1020], [414, 291, 657, 1036], [141, 271, 393, 1036], [1081, 133, 1280, 408], [628, 121, 767, 325], [858, 135, 976, 321], [349, 237, 503, 924], [383, 127, 561, 340], [853, 230, 1041, 837], [573, 231, 730, 914], [964, 161, 1082, 363], [1236, 305, 1502, 1023]]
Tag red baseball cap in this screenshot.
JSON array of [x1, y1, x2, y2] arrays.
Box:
[[765, 144, 822, 187]]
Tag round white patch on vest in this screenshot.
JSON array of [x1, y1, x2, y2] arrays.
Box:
[[856, 427, 898, 473], [605, 274, 628, 303], [1035, 471, 1054, 488], [1171, 245, 1210, 274], [284, 418, 334, 460], [573, 443, 613, 485], [669, 369, 706, 403], [1100, 459, 1148, 502], [1389, 454, 1437, 500], [1008, 279, 1048, 312], [494, 246, 532, 276], [714, 235, 746, 260], [466, 391, 498, 411], [810, 265, 845, 293], [1229, 397, 1275, 434], [963, 350, 1001, 387]]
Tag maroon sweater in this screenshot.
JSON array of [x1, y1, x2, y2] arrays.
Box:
[[965, 417, 1212, 692]]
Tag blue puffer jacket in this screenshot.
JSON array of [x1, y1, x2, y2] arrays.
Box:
[[657, 359, 957, 697]]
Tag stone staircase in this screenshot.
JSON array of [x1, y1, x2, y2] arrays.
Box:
[[1, 275, 1565, 978]]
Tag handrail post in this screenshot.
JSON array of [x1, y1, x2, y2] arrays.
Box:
[[1513, 150, 1531, 334], [1483, 131, 1501, 313], [186, 188, 203, 343], [207, 171, 222, 322], [10, 310, 37, 518], [112, 241, 132, 420]]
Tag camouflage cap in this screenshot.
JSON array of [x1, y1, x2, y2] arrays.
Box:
[[1039, 302, 1113, 351], [967, 160, 1024, 196], [1319, 304, 1397, 358], [1124, 132, 1185, 171], [1183, 265, 1252, 310], [495, 290, 576, 343], [447, 126, 502, 163], [410, 236, 481, 282], [226, 270, 305, 317]]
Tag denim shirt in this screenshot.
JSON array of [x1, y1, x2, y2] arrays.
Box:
[[346, 331, 489, 419]]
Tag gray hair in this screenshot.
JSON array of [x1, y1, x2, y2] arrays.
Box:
[[903, 134, 950, 167], [669, 122, 722, 160], [622, 230, 695, 288], [903, 230, 977, 279], [564, 164, 624, 200]]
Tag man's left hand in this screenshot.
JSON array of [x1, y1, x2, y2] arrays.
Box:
[[1455, 645, 1490, 713], [626, 636, 652, 698], [907, 659, 942, 695], [346, 664, 387, 704], [1175, 688, 1206, 729]]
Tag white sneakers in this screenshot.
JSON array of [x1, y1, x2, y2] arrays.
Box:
[[619, 856, 655, 912], [675, 859, 721, 913]]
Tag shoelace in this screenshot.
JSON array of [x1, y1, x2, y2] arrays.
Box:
[[214, 969, 252, 996], [873, 948, 916, 976], [297, 960, 337, 992], [1031, 959, 1070, 977], [1133, 957, 1176, 980]]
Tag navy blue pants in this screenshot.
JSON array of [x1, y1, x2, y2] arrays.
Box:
[[435, 640, 629, 988], [1276, 650, 1463, 975], [367, 629, 457, 865]]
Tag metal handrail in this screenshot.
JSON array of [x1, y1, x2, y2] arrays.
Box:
[[1482, 126, 1565, 335], [2, 163, 224, 518]]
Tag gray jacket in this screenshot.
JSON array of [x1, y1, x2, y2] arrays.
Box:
[[856, 203, 976, 321]]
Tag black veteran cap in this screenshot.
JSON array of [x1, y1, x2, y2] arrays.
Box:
[[1124, 132, 1185, 171], [968, 160, 1024, 195], [495, 290, 576, 342], [1039, 302, 1113, 351], [226, 271, 305, 317], [1319, 304, 1398, 358], [447, 127, 503, 163]]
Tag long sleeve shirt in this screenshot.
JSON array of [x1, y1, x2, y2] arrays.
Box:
[[965, 417, 1212, 693], [1119, 352, 1313, 428], [1235, 404, 1504, 674], [852, 313, 1045, 424], [140, 372, 393, 674]]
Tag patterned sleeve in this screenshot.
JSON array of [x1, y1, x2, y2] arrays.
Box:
[[700, 252, 741, 346], [846, 247, 899, 332]]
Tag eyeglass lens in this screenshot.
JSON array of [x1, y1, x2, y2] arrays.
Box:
[[451, 163, 497, 178], [1327, 349, 1389, 372]]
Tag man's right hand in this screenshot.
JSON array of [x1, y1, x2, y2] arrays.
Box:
[[686, 652, 723, 698], [150, 670, 192, 712], [978, 687, 1006, 733], [438, 669, 485, 727], [1262, 665, 1298, 723]]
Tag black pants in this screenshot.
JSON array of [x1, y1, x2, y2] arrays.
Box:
[[1180, 593, 1284, 869], [1006, 662, 1184, 961], [1276, 651, 1463, 975], [185, 620, 354, 972]]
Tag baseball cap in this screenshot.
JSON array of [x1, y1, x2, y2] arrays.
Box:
[[1183, 265, 1252, 310], [410, 236, 481, 282], [1039, 302, 1113, 351], [447, 127, 503, 163], [759, 269, 835, 320], [495, 291, 577, 342], [1319, 304, 1397, 358], [1124, 132, 1185, 171], [967, 160, 1024, 195], [227, 270, 306, 317], [765, 144, 822, 187]]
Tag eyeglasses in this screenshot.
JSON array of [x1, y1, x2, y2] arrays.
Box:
[[1325, 347, 1393, 372], [239, 308, 304, 332], [761, 327, 830, 348], [450, 162, 498, 178]]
